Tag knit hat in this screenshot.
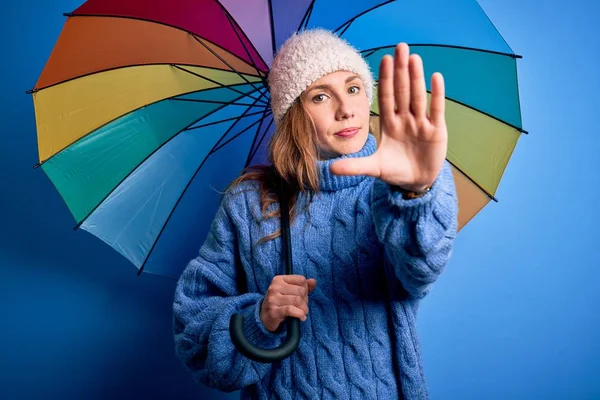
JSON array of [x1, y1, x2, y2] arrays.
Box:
[[268, 28, 374, 123]]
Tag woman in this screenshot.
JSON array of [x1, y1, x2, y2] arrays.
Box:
[[173, 28, 458, 400]]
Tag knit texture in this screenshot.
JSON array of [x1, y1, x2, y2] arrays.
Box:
[[268, 28, 374, 123], [173, 134, 458, 399]]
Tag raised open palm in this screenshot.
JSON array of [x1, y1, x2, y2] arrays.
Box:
[[331, 43, 448, 192]]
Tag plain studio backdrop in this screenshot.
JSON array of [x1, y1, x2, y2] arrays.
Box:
[[1, 0, 598, 399]]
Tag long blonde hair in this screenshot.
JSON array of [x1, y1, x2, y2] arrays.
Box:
[[224, 97, 320, 244]]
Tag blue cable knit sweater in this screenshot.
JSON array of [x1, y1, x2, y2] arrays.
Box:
[[173, 134, 458, 399]]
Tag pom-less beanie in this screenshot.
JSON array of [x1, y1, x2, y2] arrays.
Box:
[[268, 28, 374, 123]]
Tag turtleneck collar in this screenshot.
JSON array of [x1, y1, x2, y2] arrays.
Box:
[[317, 133, 377, 191]]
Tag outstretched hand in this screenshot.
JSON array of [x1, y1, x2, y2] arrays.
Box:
[[330, 43, 448, 191]]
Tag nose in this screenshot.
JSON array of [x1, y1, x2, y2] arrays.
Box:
[[335, 98, 354, 121]]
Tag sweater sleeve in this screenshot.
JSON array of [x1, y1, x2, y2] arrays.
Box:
[[370, 160, 459, 299], [173, 191, 287, 392]]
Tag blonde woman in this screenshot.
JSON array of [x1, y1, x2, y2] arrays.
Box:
[[174, 29, 458, 400]]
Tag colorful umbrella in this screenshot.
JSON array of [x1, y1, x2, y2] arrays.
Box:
[[30, 0, 525, 280]]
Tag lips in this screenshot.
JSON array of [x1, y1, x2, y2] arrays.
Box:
[[335, 128, 359, 138]]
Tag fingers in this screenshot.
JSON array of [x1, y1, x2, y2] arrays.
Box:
[[429, 72, 446, 127], [378, 55, 395, 118], [380, 43, 431, 121], [282, 305, 308, 321], [265, 275, 317, 323], [307, 278, 317, 293], [330, 155, 381, 178], [261, 295, 307, 327], [409, 54, 427, 118], [277, 274, 310, 296], [394, 43, 410, 115], [274, 294, 308, 314]]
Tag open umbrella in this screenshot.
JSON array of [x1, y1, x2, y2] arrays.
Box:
[[30, 0, 525, 362]]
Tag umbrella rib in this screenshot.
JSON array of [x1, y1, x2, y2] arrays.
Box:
[[29, 62, 264, 94], [243, 105, 273, 168], [33, 81, 264, 169], [362, 49, 377, 58], [445, 159, 499, 203], [361, 43, 523, 60], [184, 109, 267, 132], [70, 88, 263, 231], [170, 97, 266, 107], [298, 0, 316, 30], [449, 96, 527, 134], [245, 115, 275, 168], [337, 20, 354, 37], [211, 111, 272, 154], [371, 91, 527, 134], [137, 94, 269, 275], [473, 1, 517, 56], [190, 33, 264, 93], [217, 2, 267, 82], [268, 0, 277, 58], [332, 0, 395, 35], [211, 100, 270, 151], [172, 64, 269, 106]]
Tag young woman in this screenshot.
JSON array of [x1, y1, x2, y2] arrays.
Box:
[[173, 28, 458, 400]]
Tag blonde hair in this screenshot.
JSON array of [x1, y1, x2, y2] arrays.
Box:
[[224, 97, 319, 244]]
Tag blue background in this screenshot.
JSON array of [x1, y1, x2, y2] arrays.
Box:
[[1, 0, 598, 399]]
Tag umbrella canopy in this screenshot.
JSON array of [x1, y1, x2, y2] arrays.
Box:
[[30, 0, 525, 278]]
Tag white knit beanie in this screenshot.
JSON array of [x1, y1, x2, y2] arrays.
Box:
[[268, 28, 374, 123]]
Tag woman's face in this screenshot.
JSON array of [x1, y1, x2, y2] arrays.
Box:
[[301, 70, 370, 159]]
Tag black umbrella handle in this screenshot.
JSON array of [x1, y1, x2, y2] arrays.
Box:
[[229, 315, 300, 363], [229, 177, 300, 363]]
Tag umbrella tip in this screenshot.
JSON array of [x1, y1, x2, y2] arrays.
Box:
[[32, 162, 41, 169], [63, 12, 73, 17]]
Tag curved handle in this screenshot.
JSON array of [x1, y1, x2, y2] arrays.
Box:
[[229, 175, 299, 363], [229, 314, 300, 363]]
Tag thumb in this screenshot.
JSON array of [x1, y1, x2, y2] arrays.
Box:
[[307, 278, 317, 293], [330, 155, 380, 177]]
